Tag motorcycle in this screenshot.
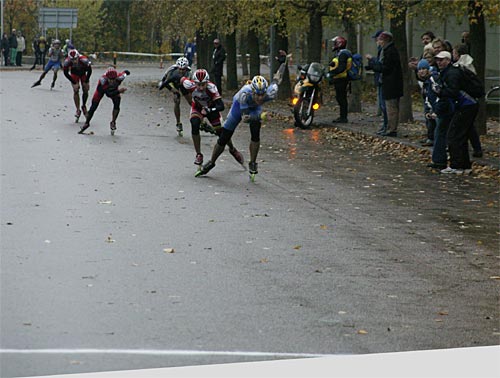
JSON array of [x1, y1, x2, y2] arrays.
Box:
[[291, 62, 324, 129]]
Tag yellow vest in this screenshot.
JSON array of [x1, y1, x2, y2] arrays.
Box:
[[329, 56, 352, 79]]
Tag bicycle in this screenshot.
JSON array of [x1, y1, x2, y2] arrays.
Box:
[[485, 85, 500, 105]]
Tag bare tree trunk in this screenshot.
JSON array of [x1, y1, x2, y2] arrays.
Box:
[[307, 10, 323, 63], [344, 16, 361, 112], [248, 28, 260, 77], [226, 31, 238, 91], [390, 5, 413, 123], [469, 0, 487, 135], [195, 29, 212, 71], [240, 32, 249, 77], [276, 15, 291, 100]]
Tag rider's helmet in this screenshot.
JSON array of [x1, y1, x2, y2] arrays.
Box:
[[105, 67, 118, 79], [251, 75, 268, 95], [52, 39, 61, 46], [176, 57, 189, 69], [192, 69, 209, 83], [68, 49, 80, 60], [331, 36, 347, 51]]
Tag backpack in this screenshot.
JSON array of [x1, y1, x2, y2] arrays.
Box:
[[456, 64, 485, 99], [347, 53, 363, 80]]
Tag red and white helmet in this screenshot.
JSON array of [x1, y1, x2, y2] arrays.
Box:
[[331, 36, 347, 51], [105, 67, 118, 79], [68, 49, 80, 59], [192, 69, 209, 84]]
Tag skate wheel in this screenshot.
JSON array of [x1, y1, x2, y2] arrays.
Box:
[[111, 130, 115, 136], [249, 173, 256, 182], [194, 169, 203, 177], [178, 131, 183, 137]]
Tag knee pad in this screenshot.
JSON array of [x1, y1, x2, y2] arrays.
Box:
[[190, 117, 201, 135], [217, 128, 234, 146], [249, 121, 261, 142]]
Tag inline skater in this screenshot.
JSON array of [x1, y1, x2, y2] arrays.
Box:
[[181, 68, 243, 167], [196, 63, 285, 180], [78, 67, 130, 135], [31, 39, 64, 90], [158, 57, 192, 136], [63, 49, 92, 122]]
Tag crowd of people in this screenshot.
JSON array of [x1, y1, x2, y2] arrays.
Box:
[[405, 30, 483, 175], [326, 29, 483, 176], [20, 30, 485, 179], [1, 29, 26, 67]]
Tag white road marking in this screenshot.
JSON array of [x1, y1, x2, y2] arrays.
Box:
[[0, 348, 333, 358]]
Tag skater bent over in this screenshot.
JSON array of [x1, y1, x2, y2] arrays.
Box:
[[63, 49, 92, 122], [31, 39, 63, 89], [158, 57, 192, 136], [78, 67, 130, 135], [181, 69, 243, 167], [197, 71, 282, 178]]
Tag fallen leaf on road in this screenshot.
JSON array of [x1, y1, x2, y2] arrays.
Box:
[[293, 245, 302, 250], [320, 225, 328, 230], [438, 311, 449, 316], [98, 200, 112, 204], [106, 235, 115, 243], [260, 258, 269, 263], [357, 330, 368, 335], [163, 248, 175, 253]]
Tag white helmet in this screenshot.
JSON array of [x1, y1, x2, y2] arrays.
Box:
[[176, 57, 189, 69]]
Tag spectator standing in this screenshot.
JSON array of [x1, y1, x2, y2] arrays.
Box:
[[30, 35, 42, 70], [15, 30, 25, 66], [328, 35, 351, 124], [366, 30, 387, 134], [9, 29, 17, 66], [39, 36, 48, 67], [408, 31, 436, 71], [365, 31, 403, 137], [461, 31, 471, 53], [1, 33, 9, 66], [211, 38, 226, 95], [433, 51, 478, 175], [452, 43, 483, 158], [417, 59, 454, 170], [184, 38, 196, 67]]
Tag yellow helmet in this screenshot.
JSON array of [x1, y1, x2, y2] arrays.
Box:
[[251, 75, 268, 95]]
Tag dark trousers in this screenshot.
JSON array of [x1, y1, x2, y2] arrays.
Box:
[[333, 78, 349, 119], [16, 51, 22, 66], [447, 104, 478, 170], [214, 74, 223, 95]]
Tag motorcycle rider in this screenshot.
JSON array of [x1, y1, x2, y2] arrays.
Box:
[[181, 68, 243, 166], [158, 56, 192, 135], [78, 67, 130, 135], [63, 49, 92, 120], [328, 36, 351, 123]]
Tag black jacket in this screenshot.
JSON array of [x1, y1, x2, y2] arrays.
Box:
[[212, 45, 226, 76], [370, 42, 403, 100]]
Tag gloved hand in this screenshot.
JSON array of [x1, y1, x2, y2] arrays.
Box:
[[124, 70, 130, 75], [431, 82, 441, 94]]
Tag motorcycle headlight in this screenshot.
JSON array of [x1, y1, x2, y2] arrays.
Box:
[[313, 103, 320, 110], [309, 74, 321, 83], [291, 97, 299, 105]]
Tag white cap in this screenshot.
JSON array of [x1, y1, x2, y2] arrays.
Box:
[[435, 51, 452, 60]]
